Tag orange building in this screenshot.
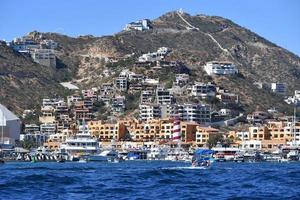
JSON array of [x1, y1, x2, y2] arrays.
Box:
[[195, 127, 220, 147], [88, 120, 127, 141]]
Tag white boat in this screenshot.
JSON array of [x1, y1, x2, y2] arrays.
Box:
[[212, 147, 240, 161], [87, 150, 118, 162], [147, 145, 169, 160], [59, 121, 100, 157], [165, 147, 191, 162], [78, 158, 87, 163]]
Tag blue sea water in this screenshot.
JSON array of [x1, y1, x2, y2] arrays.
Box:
[[1, 161, 300, 200]]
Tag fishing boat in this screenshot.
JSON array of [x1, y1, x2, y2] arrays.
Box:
[[192, 149, 214, 168]]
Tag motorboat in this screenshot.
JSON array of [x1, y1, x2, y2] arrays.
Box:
[[192, 149, 214, 168], [87, 150, 118, 162]]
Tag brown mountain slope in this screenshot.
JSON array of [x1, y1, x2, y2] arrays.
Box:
[[1, 11, 299, 115]]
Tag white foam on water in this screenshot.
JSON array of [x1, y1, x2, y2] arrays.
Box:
[[162, 166, 209, 170]]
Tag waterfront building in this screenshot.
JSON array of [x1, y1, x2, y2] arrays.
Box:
[[0, 104, 21, 145], [43, 129, 73, 151], [195, 127, 219, 147], [88, 120, 127, 141], [241, 140, 262, 150]]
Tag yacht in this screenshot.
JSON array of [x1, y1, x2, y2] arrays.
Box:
[[60, 122, 100, 158]]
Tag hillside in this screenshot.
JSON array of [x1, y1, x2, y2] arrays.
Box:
[[1, 11, 299, 115], [0, 41, 66, 113]]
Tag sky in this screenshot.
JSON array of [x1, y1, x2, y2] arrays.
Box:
[[0, 0, 299, 56]]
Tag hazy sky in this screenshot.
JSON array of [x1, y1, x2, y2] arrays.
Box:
[[0, 0, 299, 55]]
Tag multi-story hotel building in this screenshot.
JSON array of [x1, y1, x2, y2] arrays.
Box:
[[88, 120, 127, 141]]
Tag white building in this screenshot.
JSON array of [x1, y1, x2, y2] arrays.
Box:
[[0, 104, 21, 145], [170, 104, 211, 124], [40, 123, 56, 135], [138, 47, 170, 63], [204, 61, 238, 76], [124, 19, 151, 31], [24, 124, 40, 134], [191, 82, 216, 98], [42, 98, 65, 107], [31, 49, 56, 67], [139, 104, 161, 121], [271, 83, 286, 95], [285, 90, 300, 105]]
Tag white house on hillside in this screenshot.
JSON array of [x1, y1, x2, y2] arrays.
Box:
[[0, 104, 21, 145], [204, 61, 238, 76]]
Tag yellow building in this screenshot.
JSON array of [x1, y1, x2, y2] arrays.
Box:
[[88, 120, 127, 141], [43, 129, 74, 151], [119, 118, 198, 143], [195, 127, 219, 147], [246, 122, 292, 151]]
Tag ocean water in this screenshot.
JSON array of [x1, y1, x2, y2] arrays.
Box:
[[1, 161, 300, 200]]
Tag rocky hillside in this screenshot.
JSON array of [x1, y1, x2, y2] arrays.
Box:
[[1, 11, 299, 115]]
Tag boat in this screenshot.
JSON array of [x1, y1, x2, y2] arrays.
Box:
[[192, 149, 214, 168], [57, 158, 65, 163], [212, 146, 240, 161], [87, 149, 118, 162], [287, 150, 300, 161], [127, 149, 148, 160], [147, 145, 169, 160], [59, 120, 100, 159], [78, 158, 87, 163], [233, 152, 245, 162]]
